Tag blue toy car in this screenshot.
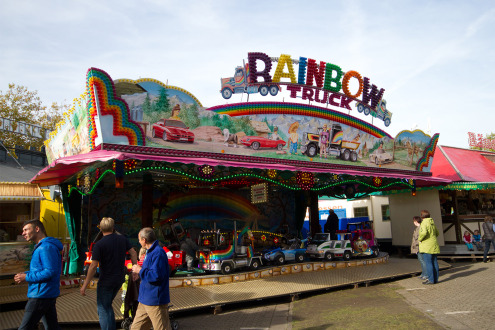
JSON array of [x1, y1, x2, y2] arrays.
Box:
[[263, 239, 306, 265]]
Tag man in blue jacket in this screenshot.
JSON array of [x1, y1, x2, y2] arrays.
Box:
[[15, 219, 63, 330], [131, 227, 170, 330]]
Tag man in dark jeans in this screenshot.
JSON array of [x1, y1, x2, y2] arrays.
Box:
[[15, 219, 63, 330], [80, 217, 137, 330]]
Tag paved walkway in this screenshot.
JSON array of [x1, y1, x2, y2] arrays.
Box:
[[394, 260, 495, 329], [2, 259, 493, 329], [176, 259, 494, 329]]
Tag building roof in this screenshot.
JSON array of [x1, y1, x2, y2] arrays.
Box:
[[431, 146, 495, 183], [0, 156, 46, 182]]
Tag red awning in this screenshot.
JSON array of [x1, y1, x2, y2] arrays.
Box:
[[431, 146, 495, 182], [31, 148, 450, 188]]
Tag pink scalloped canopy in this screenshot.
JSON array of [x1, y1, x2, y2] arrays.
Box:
[[30, 149, 450, 188]]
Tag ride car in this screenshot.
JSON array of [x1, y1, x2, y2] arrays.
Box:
[[347, 221, 379, 258], [151, 119, 195, 143], [240, 136, 286, 150], [369, 148, 393, 165], [263, 238, 306, 265]]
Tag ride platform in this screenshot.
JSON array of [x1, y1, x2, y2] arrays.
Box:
[[0, 254, 451, 329]]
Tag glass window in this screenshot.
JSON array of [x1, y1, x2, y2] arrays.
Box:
[[381, 205, 391, 221], [0, 203, 31, 242], [353, 207, 369, 217]]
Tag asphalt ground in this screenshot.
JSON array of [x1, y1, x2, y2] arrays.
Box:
[[173, 259, 494, 329], [5, 258, 494, 329]]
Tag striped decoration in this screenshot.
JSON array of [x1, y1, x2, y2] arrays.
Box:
[[86, 68, 145, 149], [207, 102, 391, 139], [416, 133, 439, 171]]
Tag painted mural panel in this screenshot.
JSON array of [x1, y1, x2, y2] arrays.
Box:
[[45, 97, 90, 164], [45, 67, 437, 173], [113, 75, 435, 171]]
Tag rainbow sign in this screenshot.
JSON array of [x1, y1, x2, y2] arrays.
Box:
[[87, 68, 145, 149], [208, 102, 392, 139]]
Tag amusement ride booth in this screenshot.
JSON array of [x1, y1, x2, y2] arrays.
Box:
[[30, 52, 450, 277]]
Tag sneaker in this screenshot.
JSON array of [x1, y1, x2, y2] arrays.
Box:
[[422, 280, 434, 285]]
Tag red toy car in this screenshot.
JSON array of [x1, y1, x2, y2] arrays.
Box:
[[124, 246, 184, 273], [151, 119, 194, 143], [240, 136, 286, 150]]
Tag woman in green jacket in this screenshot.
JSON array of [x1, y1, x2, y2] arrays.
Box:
[[418, 210, 440, 284]]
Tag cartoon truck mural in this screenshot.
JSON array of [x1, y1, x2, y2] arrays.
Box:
[[356, 99, 392, 127], [220, 62, 280, 99], [197, 225, 263, 275], [300, 124, 360, 162]]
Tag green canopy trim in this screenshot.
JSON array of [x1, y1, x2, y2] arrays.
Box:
[[441, 182, 495, 190]]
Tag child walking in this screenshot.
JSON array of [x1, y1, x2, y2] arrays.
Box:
[[473, 230, 483, 251], [463, 231, 474, 251]]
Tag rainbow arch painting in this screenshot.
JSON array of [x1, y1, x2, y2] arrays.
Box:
[[160, 189, 261, 222], [207, 102, 392, 139]]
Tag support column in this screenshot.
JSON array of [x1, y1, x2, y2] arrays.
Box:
[[309, 191, 320, 237], [142, 173, 153, 228], [452, 191, 462, 243]]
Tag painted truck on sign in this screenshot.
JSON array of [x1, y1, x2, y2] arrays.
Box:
[[220, 62, 280, 99], [356, 99, 392, 127], [301, 124, 360, 162]]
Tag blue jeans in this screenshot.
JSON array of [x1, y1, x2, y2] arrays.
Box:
[[289, 142, 297, 154], [417, 252, 427, 277], [422, 253, 439, 283], [97, 283, 122, 330], [18, 298, 59, 330], [483, 238, 495, 262]]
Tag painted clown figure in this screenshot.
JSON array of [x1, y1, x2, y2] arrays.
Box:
[[288, 122, 299, 155]]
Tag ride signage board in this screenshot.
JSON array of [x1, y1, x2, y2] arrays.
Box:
[[220, 52, 392, 127], [45, 60, 438, 173], [468, 132, 495, 151], [251, 183, 268, 204]]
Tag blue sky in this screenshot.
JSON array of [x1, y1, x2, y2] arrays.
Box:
[[1, 0, 494, 148]]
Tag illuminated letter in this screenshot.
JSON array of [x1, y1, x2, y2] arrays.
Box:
[[272, 54, 297, 83], [362, 77, 385, 109], [328, 93, 341, 107], [323, 63, 343, 92], [287, 85, 301, 98], [247, 52, 273, 83], [340, 96, 353, 110], [306, 59, 326, 88], [342, 70, 363, 98], [298, 57, 307, 84], [314, 89, 328, 104], [302, 87, 314, 101]]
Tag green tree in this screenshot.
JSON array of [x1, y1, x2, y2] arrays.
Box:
[[180, 103, 200, 129], [234, 117, 255, 135], [142, 93, 152, 120], [153, 88, 170, 116], [0, 84, 64, 149]]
